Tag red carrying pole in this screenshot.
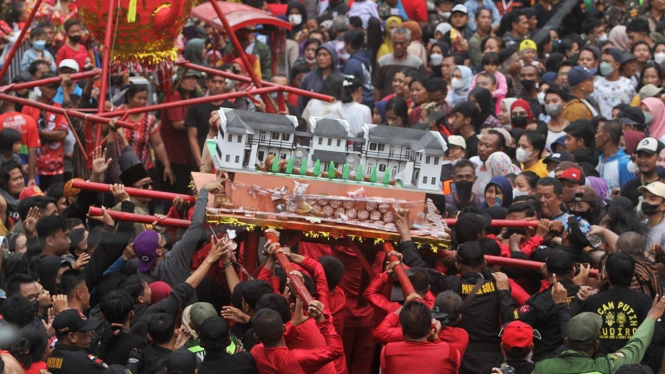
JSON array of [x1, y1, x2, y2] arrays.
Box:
[[0, 93, 137, 129], [177, 61, 335, 102], [93, 0, 116, 149], [95, 86, 281, 118], [263, 231, 314, 306], [72, 180, 196, 202], [2, 69, 101, 91], [0, 0, 43, 82], [383, 242, 416, 297], [443, 219, 540, 228], [88, 207, 191, 228], [207, 0, 276, 114], [484, 254, 599, 277]]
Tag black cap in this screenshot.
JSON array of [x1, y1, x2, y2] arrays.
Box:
[[457, 241, 485, 267], [485, 206, 508, 220], [616, 364, 655, 374], [455, 213, 491, 243], [198, 316, 230, 343], [607, 196, 634, 212], [544, 151, 575, 164], [166, 348, 198, 374], [52, 309, 102, 336], [545, 250, 573, 275], [618, 107, 645, 127], [119, 163, 150, 186]]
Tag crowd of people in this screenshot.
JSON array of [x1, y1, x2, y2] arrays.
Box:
[[2, 0, 665, 373]]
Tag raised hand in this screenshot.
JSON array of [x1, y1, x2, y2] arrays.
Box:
[[110, 184, 130, 202], [72, 253, 90, 270], [91, 146, 111, 175], [24, 206, 41, 239]]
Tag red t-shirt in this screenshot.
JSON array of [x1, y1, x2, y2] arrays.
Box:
[[160, 91, 191, 165], [56, 43, 88, 71], [284, 319, 336, 374], [0, 111, 41, 156], [21, 104, 67, 175], [380, 340, 460, 374], [114, 106, 160, 170], [401, 0, 428, 22]]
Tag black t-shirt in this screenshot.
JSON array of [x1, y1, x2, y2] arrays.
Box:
[[479, 360, 535, 374], [465, 133, 479, 159], [184, 100, 247, 151], [621, 177, 643, 208], [103, 331, 147, 366]]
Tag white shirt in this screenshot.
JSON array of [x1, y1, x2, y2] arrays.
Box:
[[590, 76, 636, 119], [339, 102, 371, 137]]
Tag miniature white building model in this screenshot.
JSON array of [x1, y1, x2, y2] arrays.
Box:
[[209, 110, 447, 191]]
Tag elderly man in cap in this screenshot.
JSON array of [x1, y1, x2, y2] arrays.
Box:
[[53, 59, 82, 105], [558, 167, 585, 207], [543, 152, 575, 177], [618, 106, 647, 133], [47, 309, 142, 374], [185, 302, 219, 362], [623, 138, 664, 207], [534, 293, 665, 374], [591, 48, 636, 119], [198, 316, 257, 374], [564, 66, 599, 122]]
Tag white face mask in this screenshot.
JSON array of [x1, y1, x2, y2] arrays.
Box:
[[627, 160, 639, 174], [430, 53, 444, 66], [438, 10, 451, 18], [513, 188, 530, 198], [516, 147, 532, 163], [537, 91, 546, 106], [451, 78, 464, 90], [288, 14, 302, 25], [655, 52, 665, 65], [548, 170, 556, 178], [596, 34, 608, 42]]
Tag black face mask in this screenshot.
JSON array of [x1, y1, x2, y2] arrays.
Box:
[[521, 79, 536, 90], [455, 180, 474, 209], [642, 201, 661, 216], [512, 116, 528, 128], [31, 299, 39, 314], [69, 34, 82, 43]]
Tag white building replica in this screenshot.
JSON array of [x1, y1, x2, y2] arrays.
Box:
[[208, 109, 447, 191]]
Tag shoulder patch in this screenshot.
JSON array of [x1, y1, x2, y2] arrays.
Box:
[[611, 352, 626, 359], [145, 223, 153, 230], [87, 354, 109, 369], [519, 305, 530, 314]]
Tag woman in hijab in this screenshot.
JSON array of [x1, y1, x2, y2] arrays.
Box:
[[482, 175, 513, 209], [498, 98, 517, 127], [446, 65, 473, 107], [469, 87, 501, 130], [377, 16, 402, 60], [285, 1, 307, 40], [184, 38, 206, 67], [623, 129, 646, 155], [487, 152, 521, 177], [403, 21, 427, 65], [609, 25, 630, 51], [429, 41, 449, 78], [641, 97, 665, 141]]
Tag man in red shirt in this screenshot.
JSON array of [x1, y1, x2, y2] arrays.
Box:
[[250, 299, 344, 374], [56, 19, 88, 69], [380, 301, 460, 374], [21, 73, 68, 191], [0, 95, 40, 186]]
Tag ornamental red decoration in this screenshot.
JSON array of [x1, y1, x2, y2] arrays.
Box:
[[78, 0, 193, 67]]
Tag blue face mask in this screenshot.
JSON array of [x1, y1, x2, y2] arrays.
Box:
[[32, 40, 46, 50]]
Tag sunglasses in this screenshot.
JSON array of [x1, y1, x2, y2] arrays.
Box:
[[138, 181, 154, 189]]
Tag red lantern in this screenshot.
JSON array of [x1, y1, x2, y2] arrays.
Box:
[[78, 0, 193, 67]]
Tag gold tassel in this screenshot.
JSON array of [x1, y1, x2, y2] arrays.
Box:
[[127, 0, 137, 23]]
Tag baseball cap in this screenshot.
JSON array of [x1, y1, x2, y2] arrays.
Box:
[[607, 196, 634, 211], [573, 186, 599, 204], [166, 348, 198, 374], [555, 161, 581, 173], [620, 51, 637, 64], [567, 66, 597, 86], [448, 135, 466, 150], [189, 302, 218, 331], [638, 181, 665, 198], [558, 167, 585, 184], [133, 230, 160, 272], [19, 185, 44, 200], [545, 250, 573, 274], [603, 48, 623, 64], [53, 309, 102, 336], [500, 321, 539, 348], [567, 312, 603, 344], [198, 316, 230, 343], [618, 107, 645, 127], [615, 364, 655, 374], [456, 241, 485, 267], [635, 137, 664, 155], [451, 4, 468, 14], [520, 39, 537, 52], [58, 59, 79, 72], [455, 213, 491, 244], [541, 71, 557, 83], [639, 84, 664, 100], [544, 151, 574, 165]]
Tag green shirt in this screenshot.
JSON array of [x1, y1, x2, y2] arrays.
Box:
[[534, 319, 655, 374]]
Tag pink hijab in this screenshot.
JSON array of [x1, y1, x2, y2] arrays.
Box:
[[642, 98, 665, 140], [609, 26, 630, 51]]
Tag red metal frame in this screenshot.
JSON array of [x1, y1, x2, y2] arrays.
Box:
[[2, 69, 101, 92], [383, 242, 416, 297], [72, 179, 196, 202], [0, 0, 44, 81], [443, 219, 540, 228], [264, 231, 314, 305], [88, 207, 191, 228]]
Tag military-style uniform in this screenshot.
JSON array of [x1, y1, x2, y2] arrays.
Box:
[[534, 319, 657, 374], [47, 342, 109, 374], [604, 0, 640, 29]]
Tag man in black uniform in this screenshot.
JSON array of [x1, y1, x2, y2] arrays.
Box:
[[438, 241, 515, 374], [501, 250, 580, 361], [572, 252, 665, 372], [47, 309, 142, 374], [98, 290, 147, 366]]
